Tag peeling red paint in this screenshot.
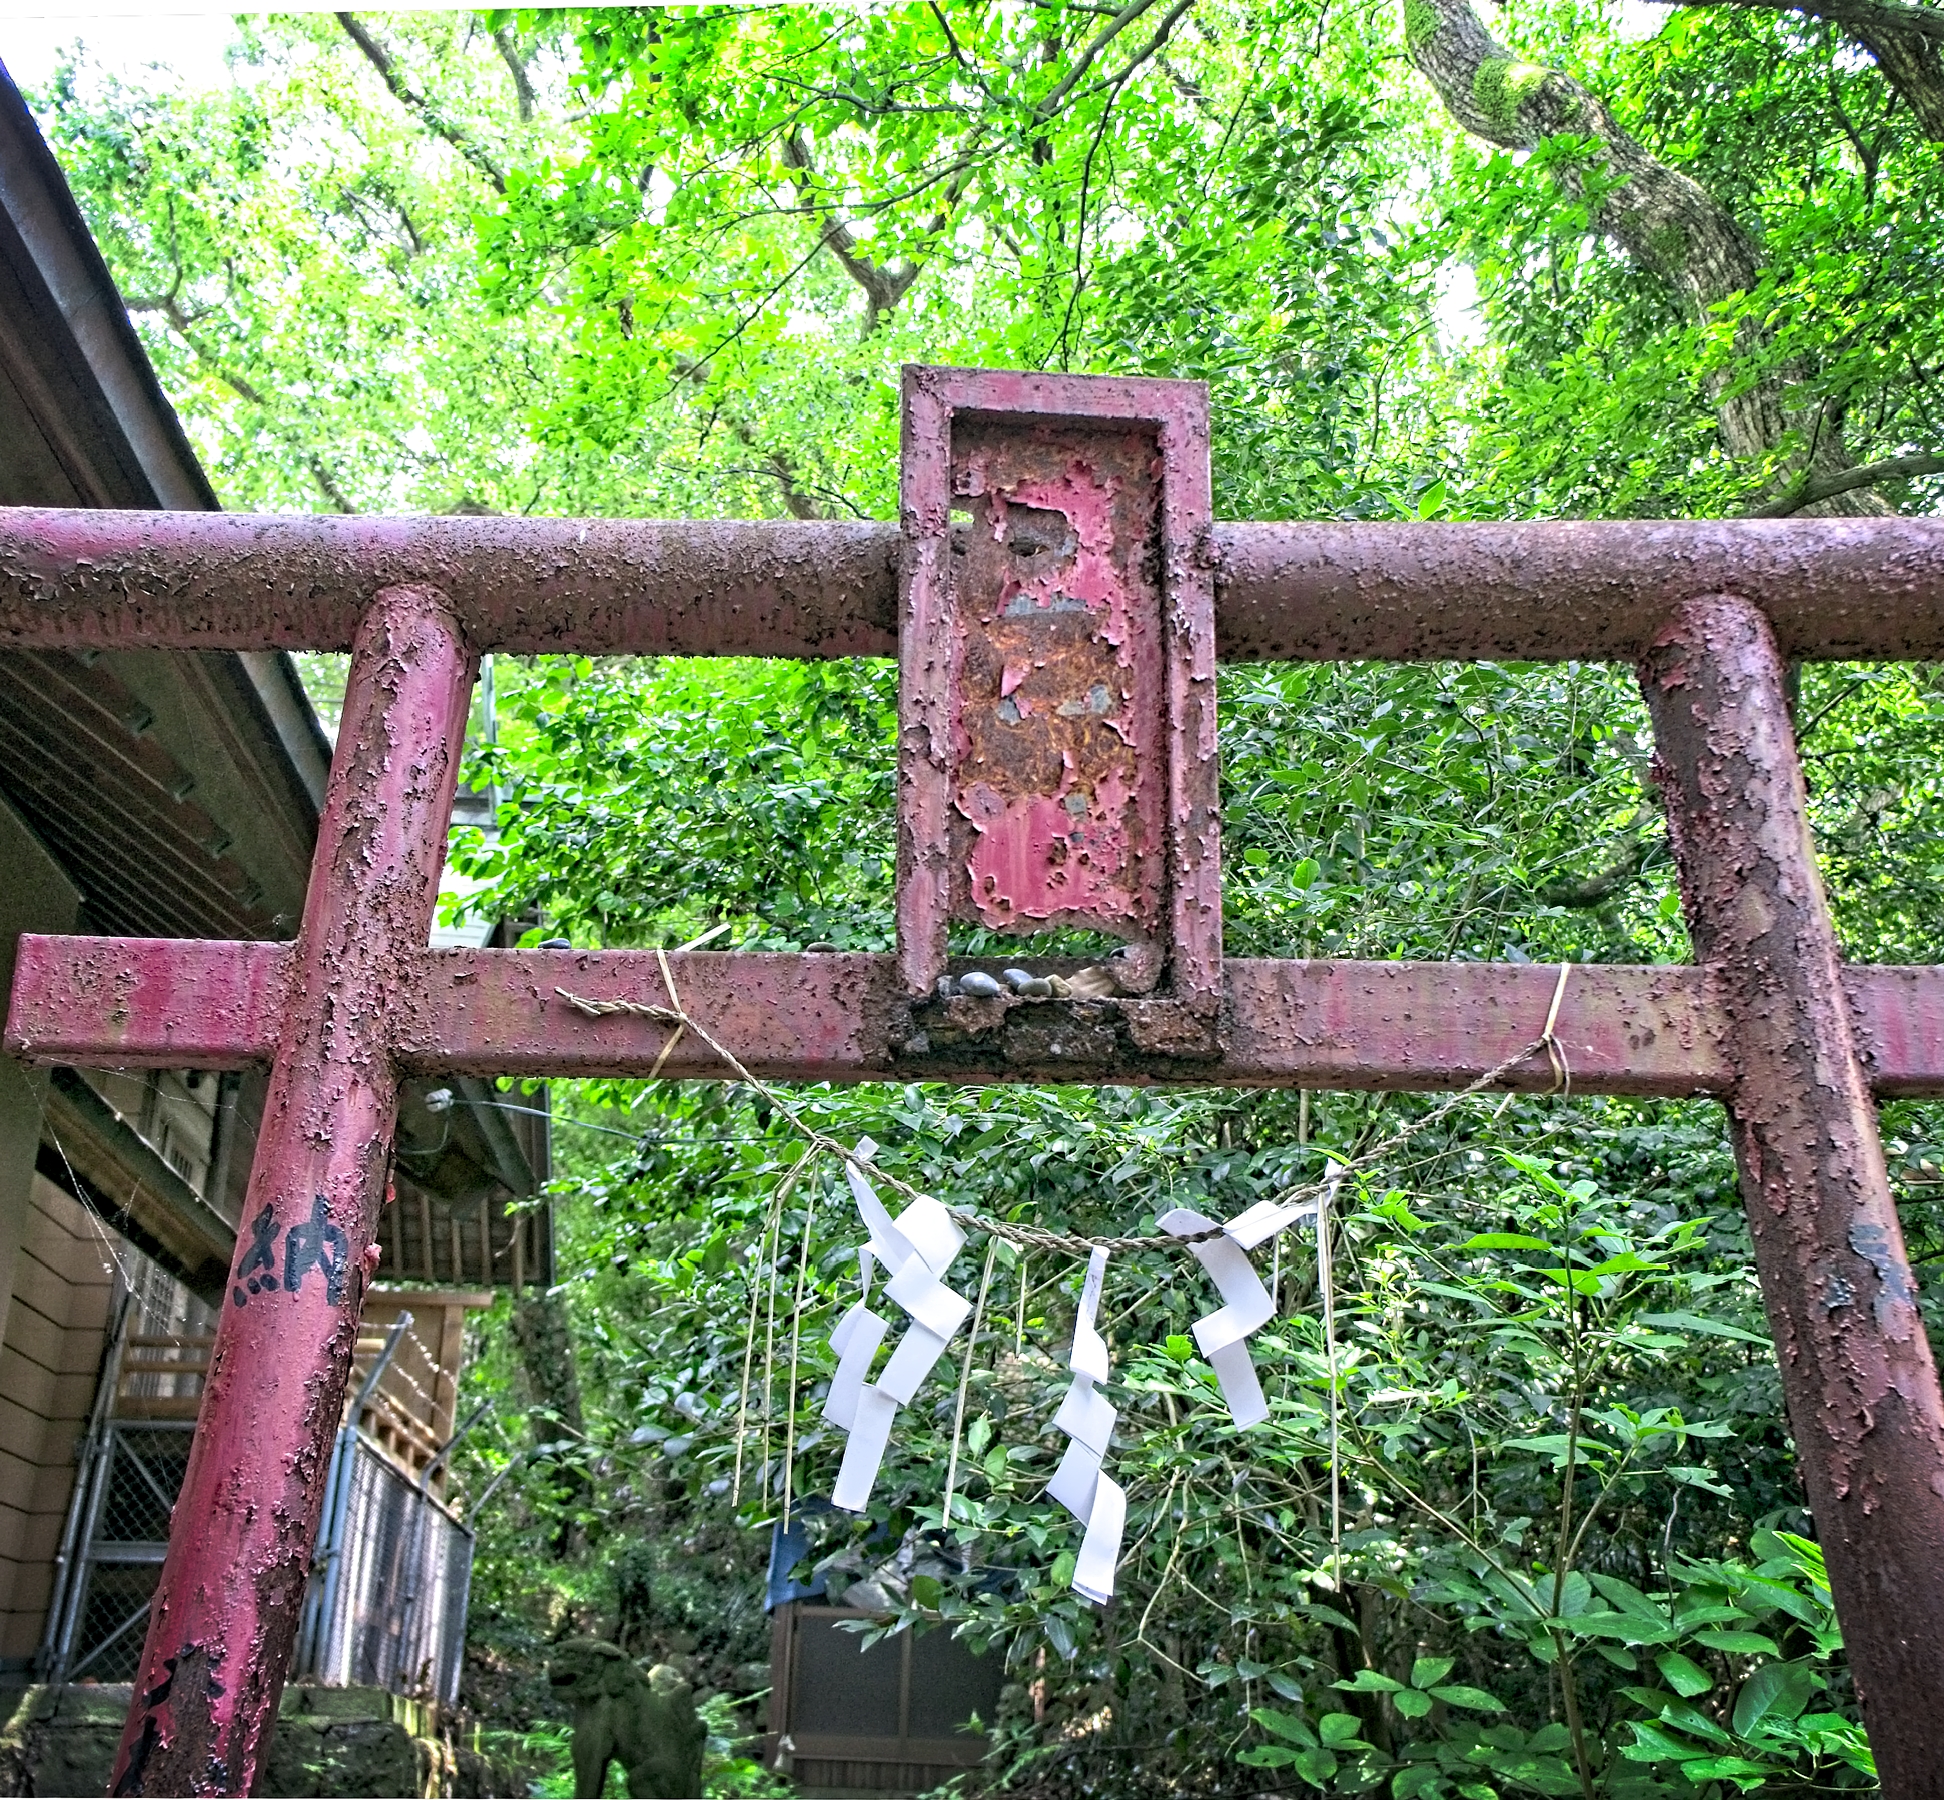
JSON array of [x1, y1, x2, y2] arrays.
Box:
[[1642, 595, 1944, 1796], [0, 509, 1940, 661], [106, 585, 473, 1797], [43, 934, 1944, 1097], [895, 367, 1221, 1028], [950, 427, 1164, 939]]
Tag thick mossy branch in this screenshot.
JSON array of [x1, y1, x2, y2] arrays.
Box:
[[1405, 0, 1891, 511], [1682, 0, 1944, 137], [1406, 0, 1757, 315]]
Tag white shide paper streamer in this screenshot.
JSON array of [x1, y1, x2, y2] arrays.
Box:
[[1046, 1246, 1126, 1605], [1159, 1163, 1346, 1429], [825, 1139, 971, 1513]]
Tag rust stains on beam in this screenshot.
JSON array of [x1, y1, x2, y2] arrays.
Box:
[[26, 935, 1944, 1097], [109, 585, 475, 1796], [1640, 593, 1944, 1791], [2, 507, 1943, 661], [1211, 518, 1944, 663], [8, 933, 290, 1067], [0, 508, 902, 658]]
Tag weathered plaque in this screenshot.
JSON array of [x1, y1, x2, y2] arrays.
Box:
[[896, 366, 1221, 1040]]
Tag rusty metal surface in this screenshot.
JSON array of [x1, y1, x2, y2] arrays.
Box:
[[42, 940, 1944, 1095], [44, 935, 1931, 1096], [896, 367, 1221, 1028], [1641, 595, 1944, 1791], [405, 953, 1729, 1093], [0, 363, 1939, 1789], [947, 419, 1166, 941], [1215, 518, 1944, 662], [1843, 964, 1944, 1096], [109, 585, 474, 1797], [7, 932, 286, 1066], [0, 507, 903, 657], [4, 507, 1944, 661]]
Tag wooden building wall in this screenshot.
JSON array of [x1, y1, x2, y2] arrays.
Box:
[[0, 1176, 118, 1666]]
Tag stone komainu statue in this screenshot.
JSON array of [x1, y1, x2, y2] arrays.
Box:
[[547, 1637, 707, 1799]]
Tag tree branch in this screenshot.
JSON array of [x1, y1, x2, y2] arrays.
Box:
[[780, 129, 962, 330], [1681, 0, 1943, 46], [1680, 0, 1944, 136], [1405, 0, 1890, 511], [133, 297, 356, 511], [337, 12, 508, 194], [1743, 450, 1944, 515], [1074, 0, 1199, 107], [1035, 0, 1165, 117], [493, 25, 538, 122], [1534, 829, 1665, 909], [306, 456, 358, 515]]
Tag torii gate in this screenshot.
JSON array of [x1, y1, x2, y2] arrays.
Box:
[[3, 367, 1943, 1794]]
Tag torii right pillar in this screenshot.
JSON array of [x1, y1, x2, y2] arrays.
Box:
[[1641, 593, 1944, 1794]]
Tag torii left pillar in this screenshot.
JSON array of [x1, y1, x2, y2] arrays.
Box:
[[110, 584, 473, 1795]]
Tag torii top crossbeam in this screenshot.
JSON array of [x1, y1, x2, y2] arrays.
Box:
[[3, 367, 1943, 1794]]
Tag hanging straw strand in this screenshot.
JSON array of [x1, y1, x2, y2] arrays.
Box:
[[732, 1148, 812, 1507], [1320, 1168, 1341, 1589], [779, 1175, 820, 1526], [556, 958, 1577, 1260], [942, 1239, 1001, 1531]]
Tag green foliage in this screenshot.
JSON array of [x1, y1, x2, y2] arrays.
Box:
[[450, 656, 898, 949]]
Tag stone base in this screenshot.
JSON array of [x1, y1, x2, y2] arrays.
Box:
[[0, 1684, 433, 1798]]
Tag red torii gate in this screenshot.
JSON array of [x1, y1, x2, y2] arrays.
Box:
[[2, 367, 1943, 1794]]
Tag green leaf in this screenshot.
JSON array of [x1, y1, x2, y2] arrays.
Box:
[[1695, 1630, 1780, 1657], [910, 1574, 945, 1610], [1459, 1233, 1551, 1251], [1667, 1466, 1735, 1497], [1572, 1609, 1675, 1646], [1393, 1687, 1433, 1717], [1656, 1652, 1713, 1697], [1319, 1711, 1368, 1746], [1588, 1573, 1662, 1619], [1295, 1746, 1340, 1786], [1732, 1660, 1817, 1735], [1637, 1311, 1772, 1346], [1252, 1707, 1319, 1748], [1336, 1670, 1405, 1693], [1429, 1685, 1505, 1712]]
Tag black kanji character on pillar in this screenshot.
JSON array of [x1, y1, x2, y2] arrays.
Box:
[[283, 1194, 349, 1305], [231, 1202, 279, 1307]]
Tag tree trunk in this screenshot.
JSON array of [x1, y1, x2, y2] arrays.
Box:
[[1405, 0, 1888, 511], [1848, 15, 1944, 136]]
